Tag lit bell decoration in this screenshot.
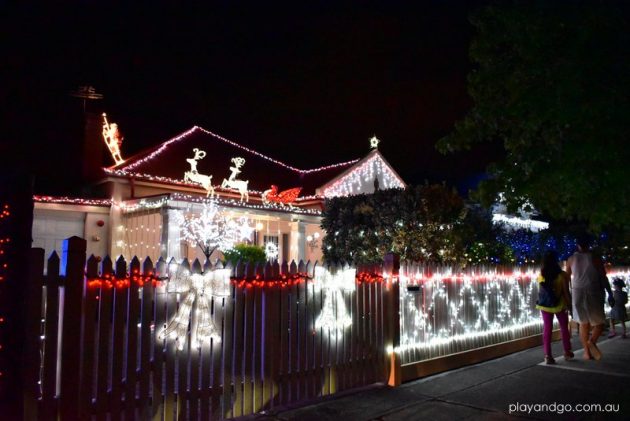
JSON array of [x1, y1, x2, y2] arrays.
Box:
[[159, 264, 231, 350], [314, 266, 356, 334]]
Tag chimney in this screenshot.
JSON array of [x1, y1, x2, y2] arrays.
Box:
[[70, 86, 105, 183], [82, 111, 105, 182]]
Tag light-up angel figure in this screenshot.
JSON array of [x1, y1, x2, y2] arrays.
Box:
[[314, 267, 356, 334], [177, 201, 254, 260], [159, 264, 231, 350]]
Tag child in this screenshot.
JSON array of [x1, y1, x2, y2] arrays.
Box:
[[608, 277, 628, 338]]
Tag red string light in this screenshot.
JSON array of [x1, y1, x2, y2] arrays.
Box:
[[0, 203, 10, 382], [86, 271, 161, 289], [85, 271, 385, 292]]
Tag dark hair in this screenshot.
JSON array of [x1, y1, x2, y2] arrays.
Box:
[[541, 250, 562, 285], [613, 277, 626, 289], [576, 234, 591, 250]]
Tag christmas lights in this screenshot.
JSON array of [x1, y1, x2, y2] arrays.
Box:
[[159, 265, 231, 350], [177, 201, 254, 259], [370, 136, 380, 149], [102, 113, 124, 165], [87, 271, 160, 289], [314, 267, 357, 334], [0, 204, 10, 383], [321, 153, 405, 198], [397, 269, 544, 363], [220, 157, 249, 202], [115, 125, 359, 174], [261, 185, 302, 207], [264, 241, 279, 261], [492, 213, 549, 232], [33, 196, 112, 207], [183, 148, 215, 197]]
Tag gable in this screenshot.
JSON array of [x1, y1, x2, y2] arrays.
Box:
[[316, 150, 406, 197]]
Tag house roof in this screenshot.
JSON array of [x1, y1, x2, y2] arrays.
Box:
[[105, 126, 359, 197]]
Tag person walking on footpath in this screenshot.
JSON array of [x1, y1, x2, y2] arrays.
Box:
[[536, 251, 573, 364], [608, 277, 628, 338], [566, 236, 614, 360]]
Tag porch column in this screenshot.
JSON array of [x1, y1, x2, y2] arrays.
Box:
[[161, 207, 182, 260], [288, 220, 306, 263]]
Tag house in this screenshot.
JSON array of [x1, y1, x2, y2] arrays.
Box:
[[32, 114, 405, 265]]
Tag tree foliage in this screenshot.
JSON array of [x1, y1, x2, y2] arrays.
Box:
[[321, 185, 466, 264], [222, 244, 266, 266], [437, 2, 630, 230]]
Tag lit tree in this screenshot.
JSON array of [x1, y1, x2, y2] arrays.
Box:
[[177, 201, 254, 260]]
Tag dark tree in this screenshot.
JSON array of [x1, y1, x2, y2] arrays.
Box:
[[321, 185, 466, 264], [438, 2, 630, 230]]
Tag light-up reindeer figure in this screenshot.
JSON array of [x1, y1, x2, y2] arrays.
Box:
[[184, 148, 215, 197], [102, 113, 124, 165], [221, 157, 249, 202]]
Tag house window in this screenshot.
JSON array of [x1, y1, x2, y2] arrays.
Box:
[[263, 235, 279, 248]]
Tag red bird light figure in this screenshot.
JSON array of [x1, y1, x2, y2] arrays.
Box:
[[262, 185, 302, 207]]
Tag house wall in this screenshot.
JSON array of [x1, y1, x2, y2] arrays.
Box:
[[32, 204, 110, 266]]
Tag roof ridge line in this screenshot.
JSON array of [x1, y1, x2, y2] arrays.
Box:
[[195, 126, 360, 173], [115, 125, 359, 174]]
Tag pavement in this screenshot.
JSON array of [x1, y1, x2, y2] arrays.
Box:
[[248, 329, 630, 420]]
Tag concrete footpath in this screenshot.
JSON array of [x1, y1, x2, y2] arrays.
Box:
[[249, 333, 630, 420]]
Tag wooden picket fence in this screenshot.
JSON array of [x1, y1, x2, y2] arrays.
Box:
[[23, 237, 398, 420]]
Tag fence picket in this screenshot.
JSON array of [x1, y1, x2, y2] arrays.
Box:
[[95, 257, 113, 418], [242, 283, 255, 415], [59, 237, 87, 420], [80, 255, 100, 417], [279, 281, 289, 404], [110, 257, 129, 420], [124, 257, 141, 419], [297, 274, 307, 400], [253, 285, 264, 413], [221, 285, 235, 420], [231, 283, 245, 417], [24, 248, 45, 421], [138, 257, 154, 417], [41, 252, 61, 420]]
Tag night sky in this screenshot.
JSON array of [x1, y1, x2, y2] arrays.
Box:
[[1, 1, 497, 195]]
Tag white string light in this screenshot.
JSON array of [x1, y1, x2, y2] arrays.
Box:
[[33, 196, 112, 206], [397, 269, 542, 362], [492, 214, 549, 232], [159, 265, 231, 349], [264, 242, 279, 260], [113, 125, 358, 174], [314, 267, 356, 334], [177, 201, 254, 258], [321, 153, 405, 197]]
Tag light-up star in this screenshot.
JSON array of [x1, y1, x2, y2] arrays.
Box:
[[370, 136, 380, 149], [314, 267, 356, 334], [159, 265, 231, 350], [264, 241, 279, 260]]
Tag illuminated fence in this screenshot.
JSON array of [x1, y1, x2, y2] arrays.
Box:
[[397, 263, 630, 366], [24, 237, 391, 420], [398, 264, 541, 365], [22, 237, 630, 419]]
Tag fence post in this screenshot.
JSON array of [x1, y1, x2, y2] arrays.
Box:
[[383, 253, 401, 387], [59, 236, 87, 420], [23, 248, 45, 420]]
